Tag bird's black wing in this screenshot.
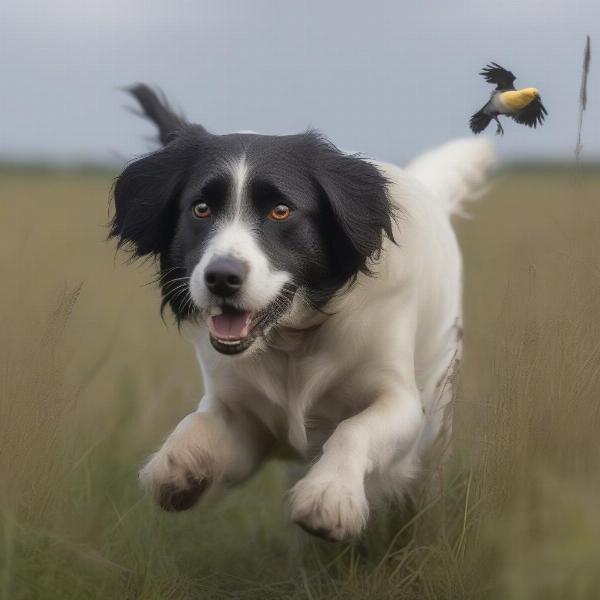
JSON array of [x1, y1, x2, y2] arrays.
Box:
[[511, 97, 548, 128], [470, 104, 492, 134], [480, 62, 516, 90]]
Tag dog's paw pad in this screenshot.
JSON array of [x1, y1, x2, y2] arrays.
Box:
[[157, 474, 209, 512], [294, 519, 339, 542], [140, 452, 213, 513], [290, 479, 369, 542]]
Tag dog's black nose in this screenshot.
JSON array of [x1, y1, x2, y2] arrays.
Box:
[[204, 256, 248, 297]]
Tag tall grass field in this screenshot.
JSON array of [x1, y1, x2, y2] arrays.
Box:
[[1, 164, 600, 599]]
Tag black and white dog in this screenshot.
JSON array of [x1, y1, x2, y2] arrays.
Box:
[[111, 86, 494, 541]]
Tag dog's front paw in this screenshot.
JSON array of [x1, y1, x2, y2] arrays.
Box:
[[289, 476, 369, 541], [139, 447, 214, 512]]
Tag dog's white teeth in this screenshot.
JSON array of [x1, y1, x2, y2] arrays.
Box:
[[209, 306, 223, 316]]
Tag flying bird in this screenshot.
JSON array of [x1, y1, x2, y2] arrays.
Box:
[[470, 63, 547, 135]]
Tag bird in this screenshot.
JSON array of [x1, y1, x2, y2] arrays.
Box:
[[469, 62, 547, 135]]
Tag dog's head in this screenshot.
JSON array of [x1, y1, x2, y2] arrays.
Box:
[[111, 85, 394, 355]]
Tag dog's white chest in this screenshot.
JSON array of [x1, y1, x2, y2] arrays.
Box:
[[235, 345, 352, 455], [192, 324, 363, 457]]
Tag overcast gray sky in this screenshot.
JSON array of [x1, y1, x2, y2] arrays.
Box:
[[1, 0, 598, 165]]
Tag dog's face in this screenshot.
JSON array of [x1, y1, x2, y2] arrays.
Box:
[[111, 96, 393, 356]]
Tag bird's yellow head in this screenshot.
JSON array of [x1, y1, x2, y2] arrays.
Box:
[[522, 87, 540, 99]]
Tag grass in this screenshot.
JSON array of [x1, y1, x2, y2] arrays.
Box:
[[1, 164, 600, 599]]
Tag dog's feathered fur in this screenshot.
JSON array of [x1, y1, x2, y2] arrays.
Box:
[[111, 85, 495, 540]]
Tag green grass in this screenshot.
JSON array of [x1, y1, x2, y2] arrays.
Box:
[[1, 166, 600, 599]]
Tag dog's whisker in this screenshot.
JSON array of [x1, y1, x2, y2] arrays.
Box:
[[162, 281, 190, 297], [162, 285, 193, 309], [163, 275, 192, 284], [150, 266, 187, 285], [162, 278, 189, 290]]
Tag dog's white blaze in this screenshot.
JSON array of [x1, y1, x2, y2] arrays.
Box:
[[189, 221, 290, 311], [189, 155, 291, 313], [230, 154, 248, 221]]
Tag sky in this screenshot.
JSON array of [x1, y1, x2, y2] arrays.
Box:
[[1, 0, 598, 166]]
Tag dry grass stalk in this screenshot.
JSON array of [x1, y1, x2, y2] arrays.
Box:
[[575, 35, 591, 160]]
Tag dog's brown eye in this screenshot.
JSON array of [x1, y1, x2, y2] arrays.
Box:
[[270, 204, 290, 221], [192, 202, 211, 219]]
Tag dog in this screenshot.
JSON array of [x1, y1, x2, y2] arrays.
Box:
[[110, 85, 495, 541]]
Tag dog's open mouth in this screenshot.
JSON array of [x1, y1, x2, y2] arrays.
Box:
[[207, 305, 257, 355], [206, 286, 297, 355]]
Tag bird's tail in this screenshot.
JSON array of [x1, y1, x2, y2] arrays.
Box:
[[405, 138, 497, 216], [469, 108, 492, 134]]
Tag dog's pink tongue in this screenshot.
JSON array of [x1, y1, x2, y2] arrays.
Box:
[[209, 311, 252, 340]]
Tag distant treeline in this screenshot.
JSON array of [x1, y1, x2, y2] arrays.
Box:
[[504, 160, 600, 175], [1, 159, 599, 178], [0, 161, 118, 178]]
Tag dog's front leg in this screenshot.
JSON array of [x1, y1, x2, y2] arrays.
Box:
[[290, 387, 423, 541], [140, 398, 271, 512]]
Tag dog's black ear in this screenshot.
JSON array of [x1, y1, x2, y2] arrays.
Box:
[[126, 84, 203, 145], [110, 142, 192, 258], [313, 136, 395, 275]]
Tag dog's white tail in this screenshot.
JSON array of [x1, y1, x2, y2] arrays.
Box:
[[406, 138, 497, 216]]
